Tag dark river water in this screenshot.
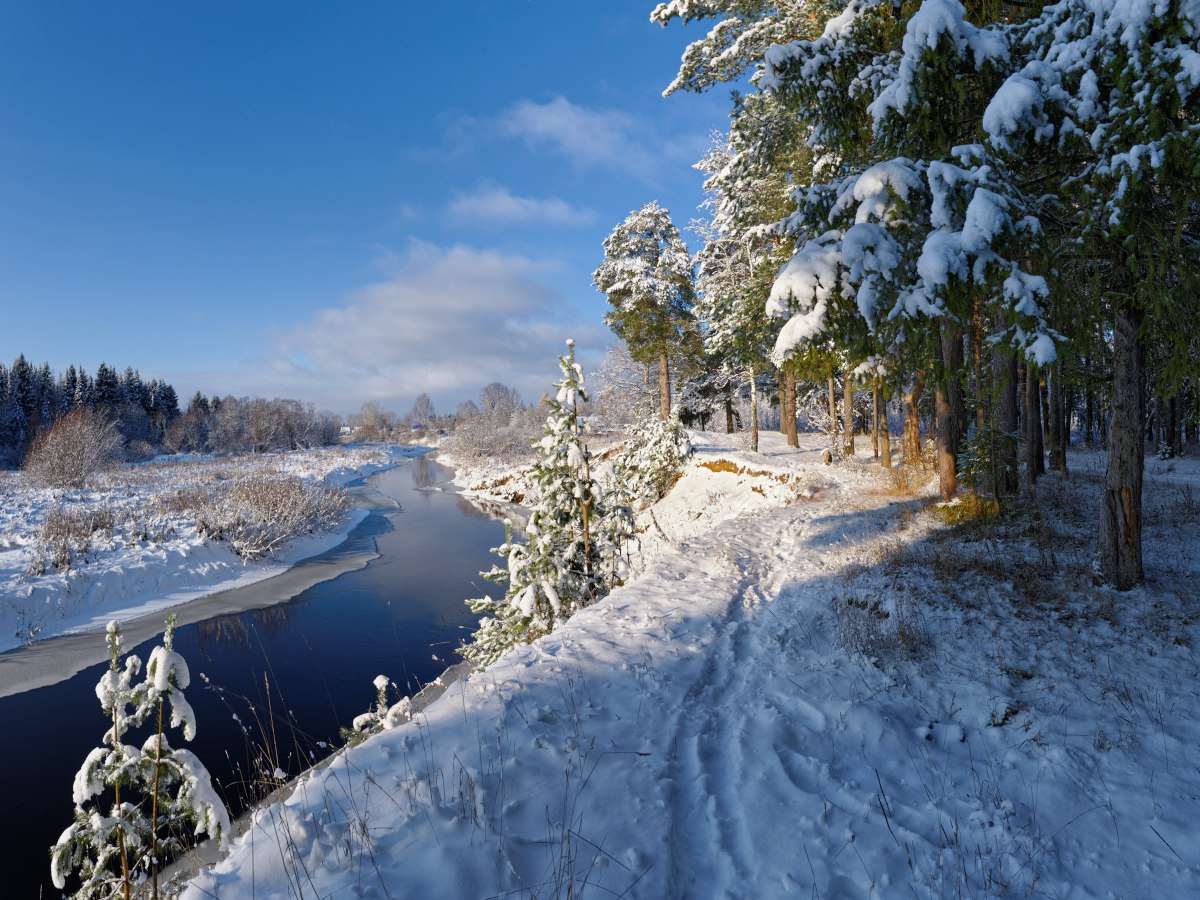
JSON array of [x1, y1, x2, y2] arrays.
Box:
[[0, 454, 504, 898]]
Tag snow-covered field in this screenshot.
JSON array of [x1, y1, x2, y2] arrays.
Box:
[[183, 431, 1200, 898], [0, 445, 412, 655]]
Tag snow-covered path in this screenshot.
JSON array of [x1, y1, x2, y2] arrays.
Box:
[[184, 433, 1200, 899]]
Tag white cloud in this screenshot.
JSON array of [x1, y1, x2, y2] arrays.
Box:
[[445, 183, 595, 227], [246, 240, 608, 415], [498, 96, 663, 178]]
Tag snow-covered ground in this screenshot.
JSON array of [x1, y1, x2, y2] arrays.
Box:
[[184, 430, 1200, 898], [0, 445, 418, 655]]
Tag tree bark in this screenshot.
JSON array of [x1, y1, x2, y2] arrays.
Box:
[[871, 382, 880, 458], [936, 325, 962, 500], [902, 372, 925, 463], [1048, 362, 1067, 472], [827, 373, 839, 453], [1024, 361, 1044, 482], [973, 299, 986, 432], [876, 377, 892, 469], [994, 348, 1019, 496], [749, 367, 760, 453], [842, 371, 855, 457], [787, 368, 799, 448], [935, 382, 957, 500], [1098, 301, 1144, 589], [658, 346, 671, 421]]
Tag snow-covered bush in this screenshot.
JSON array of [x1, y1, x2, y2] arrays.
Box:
[[26, 504, 116, 576], [51, 616, 228, 898], [609, 414, 692, 509], [191, 473, 349, 560], [22, 407, 124, 488], [462, 342, 630, 669]]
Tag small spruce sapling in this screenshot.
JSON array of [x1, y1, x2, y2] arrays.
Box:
[[463, 340, 629, 669], [51, 616, 228, 900], [608, 414, 692, 510]]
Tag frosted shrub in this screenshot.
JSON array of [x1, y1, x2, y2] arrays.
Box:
[[22, 407, 124, 488], [445, 409, 541, 464], [191, 473, 349, 560], [51, 616, 228, 899], [463, 341, 632, 669], [26, 504, 117, 575]]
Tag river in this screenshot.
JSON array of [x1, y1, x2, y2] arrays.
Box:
[[0, 453, 505, 898]]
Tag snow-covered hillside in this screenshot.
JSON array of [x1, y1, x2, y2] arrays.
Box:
[[183, 432, 1200, 898], [0, 446, 408, 654]]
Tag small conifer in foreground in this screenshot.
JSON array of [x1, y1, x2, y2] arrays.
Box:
[[51, 616, 228, 900]]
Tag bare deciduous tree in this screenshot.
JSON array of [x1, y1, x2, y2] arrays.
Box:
[[22, 407, 124, 488]]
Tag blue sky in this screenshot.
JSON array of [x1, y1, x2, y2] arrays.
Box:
[[0, 2, 732, 416]]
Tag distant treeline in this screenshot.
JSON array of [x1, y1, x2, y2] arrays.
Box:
[[168, 394, 342, 455], [0, 354, 346, 467], [0, 355, 180, 465]]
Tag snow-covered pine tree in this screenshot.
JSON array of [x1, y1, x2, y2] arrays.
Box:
[[51, 616, 228, 900], [594, 202, 699, 420], [74, 367, 93, 409], [651, 0, 817, 98], [93, 363, 120, 407], [462, 341, 628, 669], [755, 0, 1058, 498], [693, 124, 799, 451]]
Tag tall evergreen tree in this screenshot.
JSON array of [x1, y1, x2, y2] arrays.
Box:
[[94, 363, 120, 407], [594, 202, 698, 420], [74, 367, 93, 409]]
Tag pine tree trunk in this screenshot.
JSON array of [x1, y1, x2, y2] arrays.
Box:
[[827, 373, 838, 452], [936, 324, 962, 500], [749, 367, 759, 453], [973, 303, 986, 431], [1040, 375, 1051, 449], [725, 394, 734, 434], [783, 368, 798, 448], [1048, 362, 1067, 472], [1099, 301, 1144, 589], [994, 349, 1019, 496], [903, 372, 925, 463], [842, 372, 854, 457], [876, 377, 892, 469], [658, 346, 671, 421], [935, 382, 957, 501], [1024, 361, 1044, 482], [871, 382, 880, 458]]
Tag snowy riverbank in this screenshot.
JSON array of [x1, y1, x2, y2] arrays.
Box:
[[0, 444, 426, 657], [183, 431, 1200, 898]]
